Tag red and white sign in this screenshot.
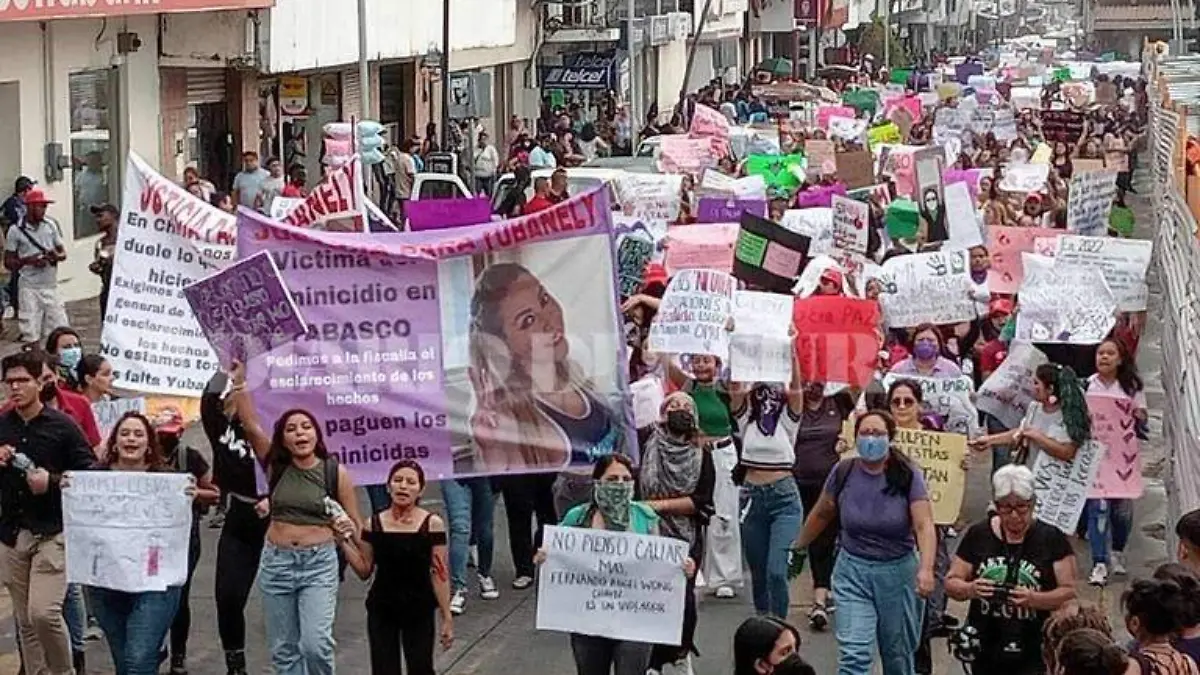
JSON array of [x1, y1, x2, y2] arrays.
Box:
[[0, 0, 273, 23]]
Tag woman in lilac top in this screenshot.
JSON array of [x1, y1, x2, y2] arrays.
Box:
[[795, 410, 938, 675], [889, 324, 963, 379]]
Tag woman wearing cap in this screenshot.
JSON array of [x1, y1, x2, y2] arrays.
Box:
[[155, 408, 219, 675]]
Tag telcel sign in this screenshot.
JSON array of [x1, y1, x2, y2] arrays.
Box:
[[540, 53, 616, 91]]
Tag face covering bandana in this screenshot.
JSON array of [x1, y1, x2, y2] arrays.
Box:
[[593, 481, 634, 531], [59, 346, 82, 372], [771, 653, 812, 675], [857, 435, 890, 462], [665, 410, 697, 437]]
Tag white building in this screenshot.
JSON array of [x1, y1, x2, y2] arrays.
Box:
[[0, 0, 538, 302]]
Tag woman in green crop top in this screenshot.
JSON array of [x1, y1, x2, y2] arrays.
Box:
[[228, 362, 361, 675]]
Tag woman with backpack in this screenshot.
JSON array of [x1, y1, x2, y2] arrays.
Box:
[[228, 361, 362, 675]]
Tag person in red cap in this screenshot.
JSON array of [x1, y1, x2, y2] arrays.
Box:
[[815, 268, 844, 296], [3, 189, 68, 346]]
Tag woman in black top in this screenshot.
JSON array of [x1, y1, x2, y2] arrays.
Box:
[[339, 459, 453, 675]]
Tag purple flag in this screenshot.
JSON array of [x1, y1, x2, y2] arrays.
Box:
[[696, 198, 768, 223], [406, 197, 494, 231], [183, 251, 306, 368]]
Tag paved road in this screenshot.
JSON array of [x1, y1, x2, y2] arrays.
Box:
[[0, 184, 1173, 674]]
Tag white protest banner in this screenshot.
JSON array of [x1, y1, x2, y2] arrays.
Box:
[[1052, 235, 1152, 312], [943, 181, 985, 250], [648, 269, 734, 358], [64, 471, 193, 592], [975, 343, 1048, 428], [992, 109, 1019, 141], [1016, 261, 1116, 344], [1066, 170, 1119, 237], [999, 163, 1049, 193], [535, 525, 688, 645], [617, 174, 683, 224], [630, 377, 665, 428], [1032, 440, 1102, 535], [829, 117, 868, 143], [92, 397, 147, 445], [876, 250, 975, 327], [881, 373, 980, 437], [102, 153, 236, 397], [658, 136, 718, 175], [831, 195, 869, 255], [697, 172, 768, 200], [278, 157, 367, 231], [730, 290, 793, 383], [780, 208, 834, 256]]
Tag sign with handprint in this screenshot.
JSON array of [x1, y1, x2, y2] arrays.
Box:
[[876, 250, 976, 327], [986, 225, 1064, 294]]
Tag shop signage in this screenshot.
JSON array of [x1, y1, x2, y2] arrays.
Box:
[[541, 54, 616, 91], [794, 0, 819, 23], [279, 76, 308, 116], [650, 15, 671, 45], [0, 0, 273, 22]]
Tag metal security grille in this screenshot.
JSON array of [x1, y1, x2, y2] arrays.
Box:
[[342, 70, 361, 122], [185, 69, 227, 105]]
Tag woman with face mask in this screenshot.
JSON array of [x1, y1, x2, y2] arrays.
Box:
[[796, 410, 937, 675], [538, 453, 696, 675], [890, 324, 963, 379], [45, 326, 83, 390], [733, 616, 816, 675], [638, 392, 715, 674], [944, 465, 1076, 675], [790, 377, 857, 631], [727, 349, 804, 621]]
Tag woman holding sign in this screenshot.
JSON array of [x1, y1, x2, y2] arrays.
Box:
[[969, 363, 1091, 467]]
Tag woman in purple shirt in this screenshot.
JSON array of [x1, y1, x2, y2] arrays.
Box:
[[795, 410, 938, 675], [890, 324, 963, 379]]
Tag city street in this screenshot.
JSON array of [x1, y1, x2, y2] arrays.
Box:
[[0, 185, 1174, 674]]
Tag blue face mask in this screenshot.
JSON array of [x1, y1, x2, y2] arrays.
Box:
[[59, 346, 82, 371], [857, 435, 890, 462]]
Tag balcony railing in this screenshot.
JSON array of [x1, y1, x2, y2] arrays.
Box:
[[542, 0, 682, 29]]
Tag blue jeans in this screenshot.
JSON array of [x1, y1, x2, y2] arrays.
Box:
[[1085, 498, 1133, 564], [89, 585, 182, 675], [64, 583, 85, 652], [443, 477, 496, 590], [259, 542, 339, 675], [739, 476, 804, 618], [984, 413, 1012, 475], [833, 550, 924, 675]]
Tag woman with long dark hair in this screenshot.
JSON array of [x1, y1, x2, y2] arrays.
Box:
[[733, 616, 815, 675], [1125, 579, 1200, 675], [75, 354, 113, 403], [338, 460, 453, 675], [1083, 337, 1148, 585], [1055, 629, 1127, 675], [231, 361, 362, 675], [971, 363, 1091, 467], [796, 410, 937, 675]]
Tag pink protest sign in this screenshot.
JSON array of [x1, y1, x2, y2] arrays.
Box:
[[664, 223, 738, 274], [658, 136, 719, 175], [405, 197, 494, 231], [986, 226, 1062, 294], [943, 169, 985, 199], [795, 183, 848, 209], [888, 147, 918, 198], [816, 105, 857, 130], [883, 95, 922, 125], [689, 103, 731, 141], [1087, 394, 1144, 498]]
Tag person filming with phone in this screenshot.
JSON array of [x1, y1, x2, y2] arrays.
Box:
[[3, 189, 68, 347], [944, 465, 1076, 675]]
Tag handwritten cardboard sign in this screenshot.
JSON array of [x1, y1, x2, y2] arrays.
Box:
[[730, 291, 794, 383], [806, 140, 837, 177], [943, 181, 985, 250], [837, 150, 875, 189], [1066, 170, 1119, 236], [183, 251, 306, 367], [664, 223, 738, 274], [1033, 440, 1102, 535], [896, 428, 967, 524], [617, 174, 683, 224], [733, 213, 811, 293], [658, 136, 719, 175], [696, 198, 767, 223], [817, 105, 857, 129], [616, 233, 656, 299], [986, 225, 1063, 294], [1053, 235, 1152, 312], [792, 296, 880, 387], [881, 373, 980, 438], [831, 195, 870, 255], [1087, 394, 1144, 499], [999, 162, 1049, 193], [689, 103, 731, 141], [976, 343, 1049, 429], [1015, 261, 1117, 344], [92, 397, 148, 446], [876, 250, 975, 327], [648, 269, 734, 358]]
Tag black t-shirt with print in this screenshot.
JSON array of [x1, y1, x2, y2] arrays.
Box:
[[955, 518, 1073, 675], [200, 372, 258, 499]]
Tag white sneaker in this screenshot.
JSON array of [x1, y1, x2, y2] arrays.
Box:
[[1112, 552, 1128, 576], [479, 575, 500, 600], [512, 575, 534, 589], [1089, 563, 1109, 586], [715, 586, 736, 599], [450, 589, 467, 615]]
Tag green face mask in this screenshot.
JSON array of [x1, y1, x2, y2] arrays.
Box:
[[593, 481, 634, 531]]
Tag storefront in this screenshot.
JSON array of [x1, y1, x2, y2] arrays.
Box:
[[256, 71, 348, 184]]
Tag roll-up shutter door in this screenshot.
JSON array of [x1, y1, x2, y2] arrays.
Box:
[[186, 69, 227, 105], [341, 70, 361, 122]]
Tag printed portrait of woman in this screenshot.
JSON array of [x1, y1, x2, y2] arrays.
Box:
[[467, 261, 627, 472]]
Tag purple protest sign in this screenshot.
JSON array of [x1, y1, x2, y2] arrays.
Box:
[[696, 198, 768, 223], [795, 183, 847, 209], [406, 196, 494, 231], [237, 187, 636, 486], [183, 251, 306, 368]]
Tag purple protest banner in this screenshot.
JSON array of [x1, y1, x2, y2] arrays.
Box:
[[237, 187, 636, 486], [405, 196, 494, 231], [696, 197, 768, 223], [183, 251, 306, 368], [795, 183, 847, 209]]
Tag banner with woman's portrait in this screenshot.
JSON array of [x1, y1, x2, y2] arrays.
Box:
[[237, 189, 636, 485]]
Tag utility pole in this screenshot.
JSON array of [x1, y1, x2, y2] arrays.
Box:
[[883, 0, 891, 70], [441, 0, 452, 151], [357, 0, 370, 117], [627, 0, 639, 131], [677, 0, 716, 113]]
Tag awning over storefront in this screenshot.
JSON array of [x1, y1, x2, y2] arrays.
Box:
[[0, 0, 273, 22]]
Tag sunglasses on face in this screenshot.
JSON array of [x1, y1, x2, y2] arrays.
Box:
[[891, 397, 916, 407]]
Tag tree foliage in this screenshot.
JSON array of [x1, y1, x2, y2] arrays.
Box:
[[857, 14, 910, 68]]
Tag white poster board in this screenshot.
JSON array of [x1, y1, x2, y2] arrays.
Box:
[[943, 181, 985, 251], [64, 471, 194, 592], [92, 397, 148, 446], [1052, 235, 1152, 312], [616, 174, 684, 224], [831, 195, 870, 255], [999, 163, 1049, 193], [976, 343, 1049, 429], [648, 269, 734, 358], [881, 373, 980, 437], [729, 291, 793, 383], [1066, 170, 1119, 237], [876, 250, 976, 327], [535, 525, 688, 645], [1015, 259, 1117, 344], [1032, 440, 1102, 535]]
